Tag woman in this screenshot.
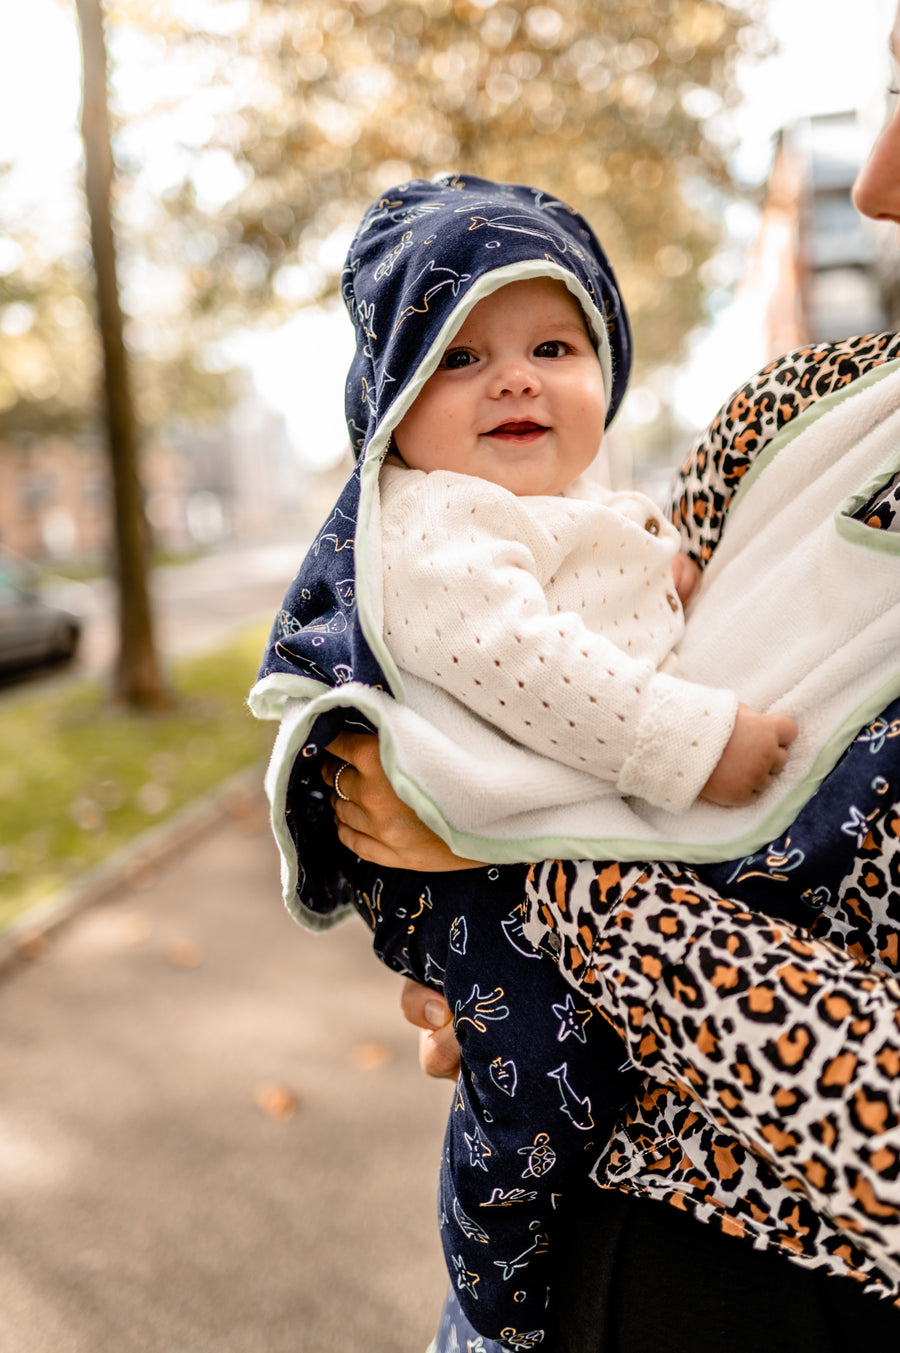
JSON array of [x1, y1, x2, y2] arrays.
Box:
[[318, 11, 900, 1348]]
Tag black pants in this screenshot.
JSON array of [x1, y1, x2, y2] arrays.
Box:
[[550, 1188, 900, 1353]]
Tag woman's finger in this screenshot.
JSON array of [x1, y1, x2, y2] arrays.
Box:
[[333, 818, 404, 866], [326, 731, 384, 780], [400, 980, 460, 1080], [320, 751, 346, 793], [418, 1025, 461, 1080], [325, 733, 482, 870], [401, 977, 450, 1029]]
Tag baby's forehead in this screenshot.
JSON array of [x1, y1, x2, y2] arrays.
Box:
[[456, 276, 591, 333]]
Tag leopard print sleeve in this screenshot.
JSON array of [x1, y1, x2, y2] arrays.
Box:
[[512, 337, 900, 1305], [671, 332, 900, 565], [526, 858, 900, 1297]]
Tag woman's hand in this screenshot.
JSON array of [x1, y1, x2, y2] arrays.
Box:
[[400, 979, 461, 1080], [321, 730, 482, 871]]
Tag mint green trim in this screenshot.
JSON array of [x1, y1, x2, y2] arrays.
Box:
[[249, 671, 333, 719], [376, 683, 900, 867], [356, 448, 406, 700], [837, 506, 900, 552], [361, 261, 615, 452], [837, 457, 900, 553], [262, 667, 900, 889], [728, 356, 900, 517]]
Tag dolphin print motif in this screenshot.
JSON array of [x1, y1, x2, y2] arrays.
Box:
[[422, 952, 446, 986], [374, 229, 414, 280], [272, 646, 332, 684], [547, 1064, 593, 1130], [453, 1197, 490, 1244], [390, 259, 473, 338], [493, 1221, 548, 1280]]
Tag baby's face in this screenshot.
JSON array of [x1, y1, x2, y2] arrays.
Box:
[[392, 277, 607, 497]]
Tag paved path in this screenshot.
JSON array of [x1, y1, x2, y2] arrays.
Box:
[[0, 797, 450, 1352], [44, 539, 307, 678]]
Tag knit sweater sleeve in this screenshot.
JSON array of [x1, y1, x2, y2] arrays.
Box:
[[381, 468, 736, 813]]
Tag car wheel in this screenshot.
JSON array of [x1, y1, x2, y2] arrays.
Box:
[[54, 623, 81, 664]]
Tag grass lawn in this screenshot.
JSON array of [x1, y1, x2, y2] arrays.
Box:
[[0, 622, 276, 931]]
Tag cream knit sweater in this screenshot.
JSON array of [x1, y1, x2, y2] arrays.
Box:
[[380, 460, 738, 813]]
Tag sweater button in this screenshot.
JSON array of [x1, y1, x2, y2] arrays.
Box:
[[644, 517, 660, 535], [666, 592, 679, 611]]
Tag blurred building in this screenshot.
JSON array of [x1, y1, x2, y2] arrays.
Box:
[[754, 110, 893, 358], [0, 399, 328, 563]]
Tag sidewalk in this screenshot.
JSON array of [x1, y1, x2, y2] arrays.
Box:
[[0, 791, 451, 1352]]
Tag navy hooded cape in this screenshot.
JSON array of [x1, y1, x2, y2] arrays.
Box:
[[251, 174, 632, 920]]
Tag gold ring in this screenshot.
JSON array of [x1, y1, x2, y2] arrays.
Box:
[[333, 761, 352, 802]]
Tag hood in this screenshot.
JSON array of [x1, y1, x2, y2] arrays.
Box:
[[342, 173, 632, 461], [249, 177, 634, 909]]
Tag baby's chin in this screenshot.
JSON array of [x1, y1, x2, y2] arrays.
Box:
[[479, 464, 575, 498]]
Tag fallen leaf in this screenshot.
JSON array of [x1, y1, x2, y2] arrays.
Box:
[[254, 1082, 299, 1120], [19, 932, 51, 961], [164, 939, 204, 969], [223, 786, 265, 835], [119, 911, 152, 945], [347, 1041, 393, 1070]]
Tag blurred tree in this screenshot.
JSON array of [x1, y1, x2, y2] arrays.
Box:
[[2, 0, 766, 711], [0, 238, 236, 442], [74, 0, 170, 708], [143, 0, 766, 375], [5, 0, 764, 444], [0, 244, 98, 440]]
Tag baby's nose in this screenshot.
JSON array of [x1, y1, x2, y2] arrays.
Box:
[[494, 361, 539, 396]]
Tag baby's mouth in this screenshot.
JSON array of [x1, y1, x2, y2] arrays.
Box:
[[486, 420, 549, 442]]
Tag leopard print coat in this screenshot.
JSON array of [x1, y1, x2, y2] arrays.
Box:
[[526, 331, 900, 1307]]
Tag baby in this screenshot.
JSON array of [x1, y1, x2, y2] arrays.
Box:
[[381, 272, 796, 814], [252, 174, 796, 1349]]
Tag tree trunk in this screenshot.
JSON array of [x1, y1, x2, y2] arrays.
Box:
[[74, 0, 171, 708]]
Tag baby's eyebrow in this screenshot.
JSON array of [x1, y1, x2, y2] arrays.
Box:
[[536, 316, 589, 332]]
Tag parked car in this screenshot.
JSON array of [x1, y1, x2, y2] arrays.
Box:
[[0, 551, 82, 673]]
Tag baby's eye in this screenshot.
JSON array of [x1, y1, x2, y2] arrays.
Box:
[[534, 340, 571, 358], [440, 348, 478, 370]]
